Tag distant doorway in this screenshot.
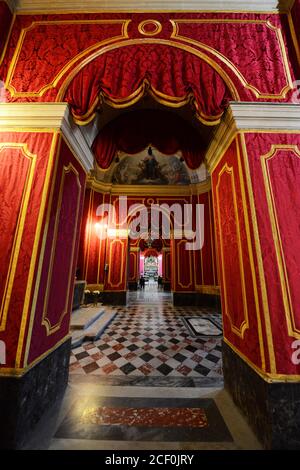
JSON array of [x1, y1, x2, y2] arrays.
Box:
[[140, 252, 163, 291]]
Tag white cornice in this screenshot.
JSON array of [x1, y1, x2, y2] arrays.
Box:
[[230, 102, 300, 130], [0, 103, 94, 172], [206, 102, 300, 172], [10, 0, 294, 13]]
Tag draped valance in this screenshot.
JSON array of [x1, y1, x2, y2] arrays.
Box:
[[65, 44, 231, 126], [92, 110, 207, 170]]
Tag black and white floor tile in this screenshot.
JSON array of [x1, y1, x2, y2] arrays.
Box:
[[70, 291, 223, 379]]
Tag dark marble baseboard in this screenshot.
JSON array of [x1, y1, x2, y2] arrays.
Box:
[[196, 294, 221, 311], [101, 291, 128, 305], [173, 292, 198, 306], [223, 341, 300, 449], [128, 281, 138, 291], [0, 338, 70, 449], [163, 281, 171, 291], [173, 292, 220, 309]]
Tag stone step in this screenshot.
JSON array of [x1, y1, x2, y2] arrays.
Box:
[[71, 308, 117, 349], [70, 305, 104, 330], [84, 309, 117, 341], [71, 330, 86, 349]]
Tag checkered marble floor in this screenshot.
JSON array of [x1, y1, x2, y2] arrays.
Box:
[[70, 290, 223, 379]]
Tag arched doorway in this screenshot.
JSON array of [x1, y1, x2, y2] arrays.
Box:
[[2, 13, 298, 449]]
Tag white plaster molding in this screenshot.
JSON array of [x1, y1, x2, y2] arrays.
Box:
[[230, 102, 300, 130], [205, 102, 300, 172], [0, 103, 94, 172], [62, 107, 95, 173], [12, 0, 294, 13]]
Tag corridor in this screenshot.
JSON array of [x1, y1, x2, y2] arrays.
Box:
[[22, 293, 261, 450], [70, 291, 223, 383]]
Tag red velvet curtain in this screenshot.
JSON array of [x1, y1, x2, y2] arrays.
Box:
[[92, 110, 206, 169], [65, 43, 231, 125]]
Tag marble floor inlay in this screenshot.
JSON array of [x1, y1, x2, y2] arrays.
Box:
[[55, 396, 232, 442], [81, 406, 208, 428], [70, 290, 223, 380]]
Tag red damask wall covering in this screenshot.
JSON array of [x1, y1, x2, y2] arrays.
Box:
[[0, 12, 299, 122]]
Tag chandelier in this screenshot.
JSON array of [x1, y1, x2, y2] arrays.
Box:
[[145, 230, 154, 248]]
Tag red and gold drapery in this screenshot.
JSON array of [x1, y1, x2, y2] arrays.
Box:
[[92, 109, 207, 169], [65, 44, 231, 126]]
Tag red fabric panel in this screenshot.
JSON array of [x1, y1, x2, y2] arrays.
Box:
[[105, 239, 128, 291], [2, 19, 125, 95], [209, 190, 218, 285], [0, 146, 31, 305], [175, 19, 292, 97], [0, 132, 56, 369], [92, 110, 205, 170], [28, 139, 86, 365], [129, 251, 137, 281], [77, 187, 92, 280], [1, 12, 296, 118], [244, 132, 300, 375], [1, 12, 295, 107], [212, 138, 264, 370], [199, 192, 215, 286], [173, 239, 194, 291], [292, 0, 300, 50], [86, 191, 102, 284], [0, 2, 12, 81], [164, 251, 171, 282]]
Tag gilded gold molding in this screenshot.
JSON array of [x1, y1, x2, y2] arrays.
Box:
[[240, 133, 276, 373], [42, 163, 82, 336], [138, 19, 162, 36], [206, 103, 300, 173], [16, 133, 60, 368], [107, 239, 126, 288], [170, 19, 293, 99], [287, 9, 300, 66], [5, 19, 131, 98], [0, 144, 37, 332], [224, 337, 300, 383], [87, 176, 211, 196], [196, 285, 220, 295], [23, 135, 62, 367], [175, 239, 193, 289], [0, 102, 69, 128], [208, 191, 217, 286], [261, 144, 300, 340], [0, 335, 71, 378], [84, 189, 95, 281], [216, 163, 249, 339], [236, 138, 266, 370], [86, 283, 104, 291], [57, 38, 239, 126]]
